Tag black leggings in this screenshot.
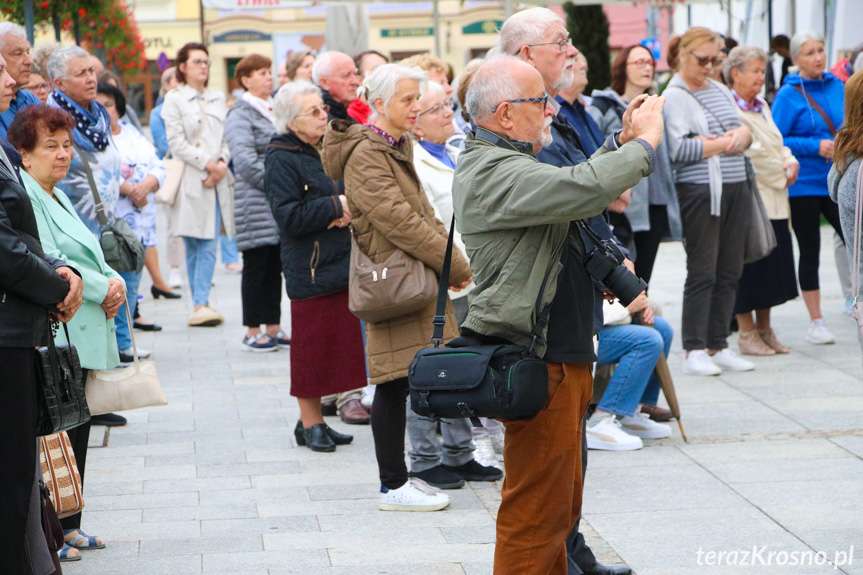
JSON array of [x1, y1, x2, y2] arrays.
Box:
[[371, 378, 409, 490], [789, 196, 844, 291], [633, 205, 670, 285], [241, 245, 283, 327]]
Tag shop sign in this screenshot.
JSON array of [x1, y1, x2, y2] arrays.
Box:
[[462, 20, 503, 35], [144, 37, 173, 49], [381, 28, 433, 38], [214, 29, 273, 43]]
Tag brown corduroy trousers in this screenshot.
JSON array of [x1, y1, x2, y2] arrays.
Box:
[[494, 362, 593, 575]]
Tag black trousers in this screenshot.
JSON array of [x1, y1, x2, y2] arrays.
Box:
[[0, 347, 40, 574], [241, 245, 283, 328], [371, 377, 410, 490], [633, 205, 670, 285], [789, 195, 844, 291], [60, 368, 90, 532]]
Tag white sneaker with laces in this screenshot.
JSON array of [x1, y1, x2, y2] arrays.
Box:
[[586, 415, 643, 451], [168, 268, 182, 289], [619, 411, 672, 439], [806, 319, 836, 345], [683, 350, 722, 376], [489, 431, 505, 454], [472, 436, 500, 469], [378, 478, 450, 511], [710, 348, 755, 372]]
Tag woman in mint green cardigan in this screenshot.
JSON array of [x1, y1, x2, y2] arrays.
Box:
[[8, 104, 125, 561]]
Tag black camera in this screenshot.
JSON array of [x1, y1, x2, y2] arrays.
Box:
[[579, 225, 648, 306]]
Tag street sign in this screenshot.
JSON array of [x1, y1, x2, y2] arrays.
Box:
[[157, 52, 170, 72], [641, 37, 662, 62]]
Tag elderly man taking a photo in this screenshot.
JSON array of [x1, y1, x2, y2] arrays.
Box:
[[453, 56, 665, 575]]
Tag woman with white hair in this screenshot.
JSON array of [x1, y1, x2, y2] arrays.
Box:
[[322, 64, 472, 511], [265, 81, 364, 452], [724, 46, 800, 355], [772, 30, 845, 344]]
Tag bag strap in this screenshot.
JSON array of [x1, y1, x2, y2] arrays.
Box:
[[665, 85, 731, 132], [431, 216, 554, 355], [854, 166, 863, 302], [792, 84, 838, 137], [123, 298, 142, 370], [72, 143, 109, 229]]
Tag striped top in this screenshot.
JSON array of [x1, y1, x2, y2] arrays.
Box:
[[670, 82, 748, 185]]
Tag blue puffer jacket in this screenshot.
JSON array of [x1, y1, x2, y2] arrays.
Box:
[[772, 72, 844, 198]]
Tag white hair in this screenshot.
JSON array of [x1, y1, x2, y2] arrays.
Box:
[[465, 57, 523, 122], [722, 45, 768, 85], [790, 31, 824, 60], [499, 8, 565, 56], [46, 45, 91, 82], [365, 63, 427, 121], [274, 80, 322, 134], [312, 51, 349, 85], [420, 80, 446, 103], [0, 22, 26, 51]]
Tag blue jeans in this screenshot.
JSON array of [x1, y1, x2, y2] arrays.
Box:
[[115, 270, 142, 351], [596, 316, 673, 417], [219, 234, 238, 264], [182, 203, 221, 307]]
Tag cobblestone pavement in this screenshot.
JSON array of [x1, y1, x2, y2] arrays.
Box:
[[65, 227, 862, 575]]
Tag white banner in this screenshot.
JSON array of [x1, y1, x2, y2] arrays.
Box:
[[202, 0, 311, 10]]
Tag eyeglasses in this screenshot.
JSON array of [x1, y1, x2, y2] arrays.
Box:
[[626, 59, 654, 68], [502, 95, 549, 108], [519, 38, 571, 54], [25, 82, 51, 93], [296, 104, 330, 118], [690, 53, 723, 67], [189, 59, 212, 67], [418, 98, 455, 117]]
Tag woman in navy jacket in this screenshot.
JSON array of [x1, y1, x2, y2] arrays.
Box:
[[772, 31, 845, 344]]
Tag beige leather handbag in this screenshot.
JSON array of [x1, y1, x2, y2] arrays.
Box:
[[347, 229, 438, 323], [85, 301, 167, 414]]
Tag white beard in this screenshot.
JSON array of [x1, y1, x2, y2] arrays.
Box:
[[553, 62, 577, 92]]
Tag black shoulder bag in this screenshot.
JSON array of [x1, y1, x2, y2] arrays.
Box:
[[35, 320, 90, 436], [408, 218, 553, 426]]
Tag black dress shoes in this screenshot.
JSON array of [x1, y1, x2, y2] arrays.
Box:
[[581, 562, 632, 575], [151, 286, 181, 299], [133, 321, 162, 332], [90, 413, 128, 427], [294, 420, 352, 450]]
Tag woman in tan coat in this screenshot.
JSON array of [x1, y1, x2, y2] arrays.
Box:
[[725, 46, 800, 355], [322, 63, 472, 512], [162, 42, 235, 327]]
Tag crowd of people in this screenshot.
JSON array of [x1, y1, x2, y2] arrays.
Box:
[[0, 10, 861, 575]]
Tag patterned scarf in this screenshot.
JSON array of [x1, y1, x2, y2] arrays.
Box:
[[731, 89, 765, 117], [365, 123, 405, 148], [48, 89, 110, 152]]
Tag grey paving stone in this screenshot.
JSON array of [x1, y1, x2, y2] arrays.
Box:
[[328, 542, 494, 565], [89, 442, 196, 458], [200, 516, 320, 538], [195, 460, 301, 477], [307, 483, 379, 501], [143, 476, 252, 494], [699, 455, 863, 484], [139, 535, 264, 556], [65, 553, 203, 575], [584, 478, 745, 514], [86, 464, 197, 484], [201, 549, 330, 572], [98, 519, 202, 542], [257, 498, 378, 518], [143, 501, 259, 523], [145, 451, 246, 467], [263, 527, 447, 551], [680, 438, 853, 464], [317, 510, 495, 532], [269, 564, 467, 575], [199, 486, 309, 506], [87, 455, 146, 469], [441, 525, 497, 544], [86, 491, 200, 511], [85, 480, 146, 496], [831, 435, 863, 458]]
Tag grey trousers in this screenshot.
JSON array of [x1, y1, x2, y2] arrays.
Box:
[[677, 181, 749, 350], [406, 403, 475, 472]]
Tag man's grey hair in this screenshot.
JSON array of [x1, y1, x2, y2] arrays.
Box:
[[274, 80, 321, 134], [0, 22, 27, 52], [365, 63, 427, 121], [46, 45, 91, 82], [312, 51, 350, 85], [790, 31, 824, 60], [722, 45, 768, 85], [465, 57, 523, 122], [499, 8, 565, 56]]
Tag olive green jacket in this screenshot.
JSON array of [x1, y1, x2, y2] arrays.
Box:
[[452, 128, 655, 356]]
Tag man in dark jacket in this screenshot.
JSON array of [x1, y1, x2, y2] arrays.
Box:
[[507, 8, 635, 575], [313, 51, 360, 124], [0, 50, 83, 574]]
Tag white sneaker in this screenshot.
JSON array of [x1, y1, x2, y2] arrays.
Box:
[[378, 478, 450, 512], [360, 385, 375, 410], [806, 319, 836, 345], [619, 411, 672, 439], [120, 347, 151, 359], [472, 436, 500, 469], [586, 415, 643, 451], [683, 350, 722, 376], [168, 268, 182, 289], [710, 348, 755, 372], [489, 431, 505, 454]]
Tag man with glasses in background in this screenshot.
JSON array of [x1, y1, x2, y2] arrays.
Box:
[[0, 22, 39, 138]]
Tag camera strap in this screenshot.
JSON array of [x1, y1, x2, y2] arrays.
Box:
[[432, 215, 556, 356], [576, 219, 625, 262]]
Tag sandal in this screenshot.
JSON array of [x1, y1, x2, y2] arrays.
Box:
[[63, 528, 106, 550], [58, 543, 81, 562]]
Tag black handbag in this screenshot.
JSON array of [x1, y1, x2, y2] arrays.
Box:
[[408, 218, 554, 425], [35, 321, 90, 437]]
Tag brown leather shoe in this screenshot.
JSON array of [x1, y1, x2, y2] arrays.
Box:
[[339, 399, 370, 424], [640, 404, 673, 422]]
